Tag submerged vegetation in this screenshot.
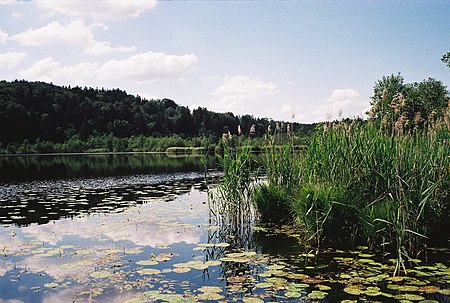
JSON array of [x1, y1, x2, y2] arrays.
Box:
[[214, 74, 450, 275]]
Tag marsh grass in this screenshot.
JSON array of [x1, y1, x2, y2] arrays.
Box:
[[212, 111, 449, 275]]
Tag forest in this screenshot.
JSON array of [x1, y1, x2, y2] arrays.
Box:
[[0, 80, 315, 153]]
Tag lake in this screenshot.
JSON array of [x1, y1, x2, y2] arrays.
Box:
[[0, 154, 448, 303]]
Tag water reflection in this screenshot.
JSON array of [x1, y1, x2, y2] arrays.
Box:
[[0, 153, 216, 183], [0, 174, 213, 226]]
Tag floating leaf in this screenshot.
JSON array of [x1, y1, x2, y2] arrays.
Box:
[[267, 264, 285, 270], [307, 290, 327, 300], [197, 292, 223, 300], [317, 284, 331, 291], [255, 282, 273, 289], [44, 282, 58, 288], [419, 286, 440, 293], [90, 271, 110, 279], [205, 260, 222, 267], [285, 291, 302, 298], [137, 268, 161, 275], [398, 285, 419, 292], [343, 287, 363, 295], [439, 289, 450, 295], [173, 267, 191, 273], [197, 286, 222, 293], [242, 297, 264, 303], [227, 275, 247, 283], [136, 260, 158, 266], [394, 294, 426, 301]]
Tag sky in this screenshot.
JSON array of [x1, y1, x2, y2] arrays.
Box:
[[0, 0, 449, 123]]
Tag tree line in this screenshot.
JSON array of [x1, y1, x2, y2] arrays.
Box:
[[0, 80, 315, 153]]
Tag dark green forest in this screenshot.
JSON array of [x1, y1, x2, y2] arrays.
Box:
[[0, 80, 315, 153]]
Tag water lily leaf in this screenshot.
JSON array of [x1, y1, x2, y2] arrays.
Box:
[[154, 253, 175, 262], [285, 291, 302, 298], [398, 285, 419, 292], [90, 271, 111, 279], [44, 282, 58, 288], [307, 290, 327, 300], [358, 253, 375, 258], [364, 289, 381, 296], [136, 260, 158, 266], [143, 290, 161, 298], [438, 289, 450, 295], [343, 287, 363, 295], [197, 286, 222, 293], [242, 297, 264, 303], [227, 276, 247, 283], [137, 268, 161, 275], [317, 284, 331, 291], [215, 242, 230, 247], [266, 277, 287, 283], [173, 267, 191, 273], [419, 286, 440, 293], [340, 300, 357, 303], [205, 260, 222, 267], [386, 276, 405, 282], [267, 264, 285, 270], [197, 292, 223, 300], [394, 294, 426, 301], [255, 282, 273, 289]]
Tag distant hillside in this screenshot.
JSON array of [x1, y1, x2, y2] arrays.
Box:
[[0, 80, 315, 145]]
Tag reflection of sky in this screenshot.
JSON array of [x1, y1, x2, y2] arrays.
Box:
[[18, 189, 208, 247], [0, 184, 215, 301]]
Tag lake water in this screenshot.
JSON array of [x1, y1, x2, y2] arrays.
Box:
[[0, 154, 448, 303]]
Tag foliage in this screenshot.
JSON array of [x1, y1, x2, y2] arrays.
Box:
[[0, 80, 315, 151], [442, 51, 450, 68], [368, 74, 449, 133]]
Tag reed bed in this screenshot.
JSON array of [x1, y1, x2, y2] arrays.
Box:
[[214, 112, 449, 275]]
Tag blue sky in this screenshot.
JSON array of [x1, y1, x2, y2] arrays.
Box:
[[0, 1, 449, 123]]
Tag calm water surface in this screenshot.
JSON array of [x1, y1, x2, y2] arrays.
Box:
[[0, 154, 448, 303]]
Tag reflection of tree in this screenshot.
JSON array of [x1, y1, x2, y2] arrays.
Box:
[[0, 176, 205, 227]]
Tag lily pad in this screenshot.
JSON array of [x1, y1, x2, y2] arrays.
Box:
[[308, 290, 327, 300], [90, 270, 111, 279], [197, 292, 223, 300], [317, 284, 331, 291], [173, 267, 191, 273], [137, 268, 161, 275], [285, 291, 302, 298], [44, 282, 58, 288], [438, 289, 450, 295], [343, 287, 363, 295], [394, 294, 426, 301], [242, 298, 264, 303], [197, 286, 222, 293], [136, 260, 158, 266], [255, 282, 273, 289], [419, 286, 440, 294]]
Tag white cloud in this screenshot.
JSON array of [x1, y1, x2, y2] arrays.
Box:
[[312, 88, 370, 121], [20, 57, 98, 86], [10, 20, 91, 46], [0, 28, 8, 43], [0, 51, 26, 69], [209, 75, 278, 113], [19, 51, 197, 85], [37, 0, 157, 21], [10, 20, 135, 56], [12, 11, 21, 18], [84, 40, 136, 56], [98, 51, 198, 81]]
